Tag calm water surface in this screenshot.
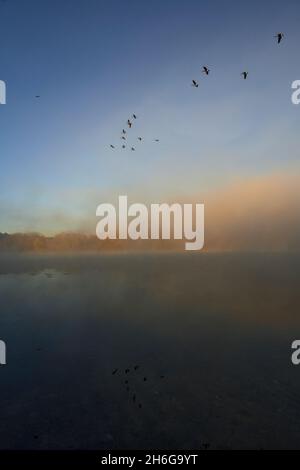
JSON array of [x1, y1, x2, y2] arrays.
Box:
[[0, 253, 299, 449]]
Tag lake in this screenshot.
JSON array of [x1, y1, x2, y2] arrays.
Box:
[[0, 252, 299, 449]]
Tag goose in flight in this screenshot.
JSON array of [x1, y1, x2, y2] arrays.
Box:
[[202, 66, 210, 75], [110, 145, 115, 149], [127, 119, 132, 128], [192, 79, 199, 88], [275, 32, 284, 44], [133, 114, 137, 119], [241, 71, 248, 80]]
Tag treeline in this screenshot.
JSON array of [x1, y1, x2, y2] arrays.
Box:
[[0, 232, 183, 252]]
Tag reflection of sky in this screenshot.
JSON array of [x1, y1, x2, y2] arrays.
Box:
[[0, 0, 300, 233]]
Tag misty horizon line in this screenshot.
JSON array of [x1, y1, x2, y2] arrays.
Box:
[[0, 231, 299, 254]]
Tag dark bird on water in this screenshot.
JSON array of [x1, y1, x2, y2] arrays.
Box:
[[143, 377, 147, 382], [241, 71, 248, 80], [154, 139, 159, 142], [275, 32, 284, 44], [133, 394, 136, 403], [134, 365, 139, 370], [160, 375, 165, 379], [122, 145, 126, 149], [192, 79, 199, 88], [35, 95, 40, 98], [125, 368, 130, 374], [131, 147, 135, 151], [112, 368, 118, 375], [138, 137, 142, 141], [202, 66, 210, 75], [138, 404, 142, 409]]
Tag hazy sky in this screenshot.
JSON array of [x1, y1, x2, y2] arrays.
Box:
[[0, 0, 300, 233]]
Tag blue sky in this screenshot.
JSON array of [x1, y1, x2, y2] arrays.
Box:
[[0, 0, 299, 233]]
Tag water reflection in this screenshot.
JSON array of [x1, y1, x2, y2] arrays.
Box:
[[0, 253, 299, 449]]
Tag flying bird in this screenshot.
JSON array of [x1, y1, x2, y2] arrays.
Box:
[[133, 114, 137, 119], [121, 136, 126, 140], [138, 137, 142, 141], [192, 79, 199, 88], [241, 71, 248, 80], [122, 145, 126, 149], [122, 129, 126, 134], [131, 147, 135, 151], [154, 139, 159, 142], [112, 368, 118, 375], [275, 32, 284, 44], [202, 66, 210, 75], [127, 119, 132, 128], [110, 145, 115, 149]]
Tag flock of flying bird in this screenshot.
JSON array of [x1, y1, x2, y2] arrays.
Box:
[[110, 32, 284, 151], [110, 113, 160, 152], [192, 32, 284, 88]]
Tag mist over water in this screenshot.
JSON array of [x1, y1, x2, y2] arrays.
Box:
[[0, 253, 299, 449]]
